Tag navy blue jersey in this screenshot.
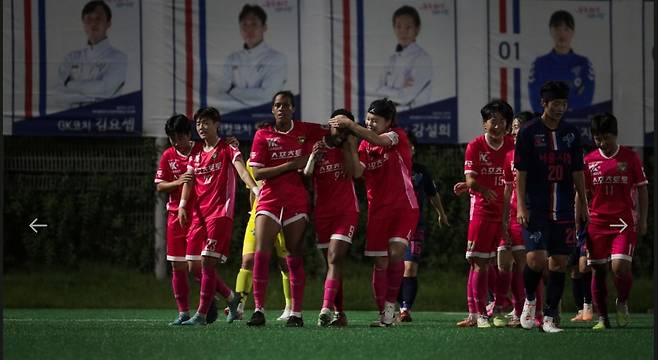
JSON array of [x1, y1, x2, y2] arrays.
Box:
[[514, 118, 584, 222], [528, 50, 595, 113], [412, 163, 438, 229]]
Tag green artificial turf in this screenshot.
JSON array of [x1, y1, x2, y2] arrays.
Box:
[[3, 309, 653, 360]]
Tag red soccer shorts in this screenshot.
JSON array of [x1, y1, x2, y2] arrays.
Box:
[[467, 217, 502, 259], [166, 211, 188, 262], [586, 221, 637, 265], [187, 216, 233, 262], [498, 219, 525, 252], [256, 197, 308, 227], [365, 209, 419, 257], [315, 212, 359, 249]]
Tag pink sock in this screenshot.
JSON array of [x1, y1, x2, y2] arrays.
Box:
[[215, 275, 232, 299], [372, 266, 387, 312], [322, 278, 340, 310], [252, 251, 271, 310], [198, 266, 217, 315], [614, 272, 633, 303], [495, 270, 512, 309], [467, 267, 477, 314], [592, 270, 609, 317], [535, 278, 544, 319], [286, 256, 306, 313], [472, 269, 489, 315], [334, 280, 344, 313], [512, 270, 525, 317], [191, 268, 202, 283], [385, 261, 405, 303], [172, 269, 189, 313]]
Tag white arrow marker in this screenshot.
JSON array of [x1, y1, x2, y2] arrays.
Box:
[[609, 218, 628, 233], [29, 218, 48, 233]]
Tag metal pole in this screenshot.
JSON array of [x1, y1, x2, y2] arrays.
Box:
[[154, 137, 168, 280]]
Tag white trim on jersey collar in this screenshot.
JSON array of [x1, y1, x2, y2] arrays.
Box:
[[598, 145, 620, 159], [274, 120, 295, 135], [484, 133, 504, 151]]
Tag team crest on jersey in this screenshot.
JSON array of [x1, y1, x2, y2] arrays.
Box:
[[617, 162, 627, 173], [211, 151, 218, 160], [562, 133, 576, 148], [534, 134, 547, 147], [298, 136, 306, 144]]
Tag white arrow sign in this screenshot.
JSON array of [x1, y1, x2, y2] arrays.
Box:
[[29, 218, 48, 233], [609, 218, 628, 233]]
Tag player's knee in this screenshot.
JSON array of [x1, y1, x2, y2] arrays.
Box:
[[373, 257, 389, 271], [171, 261, 187, 272], [611, 260, 631, 276]]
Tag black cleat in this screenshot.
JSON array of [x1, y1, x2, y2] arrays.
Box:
[[285, 315, 304, 327], [206, 299, 219, 324], [246, 310, 266, 327]]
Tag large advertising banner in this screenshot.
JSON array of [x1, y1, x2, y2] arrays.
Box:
[[644, 0, 653, 146], [170, 0, 300, 140], [489, 0, 612, 143], [331, 0, 457, 143], [3, 0, 142, 136]]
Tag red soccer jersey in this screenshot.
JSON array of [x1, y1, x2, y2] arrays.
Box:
[[584, 146, 648, 226], [503, 149, 518, 219], [154, 142, 203, 212], [358, 127, 418, 217], [249, 121, 327, 204], [187, 139, 242, 220], [464, 134, 514, 221], [312, 138, 359, 218]]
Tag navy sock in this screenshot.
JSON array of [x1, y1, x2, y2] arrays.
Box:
[[545, 271, 566, 318], [582, 271, 593, 304], [401, 276, 418, 310], [523, 265, 542, 301], [572, 277, 584, 310]]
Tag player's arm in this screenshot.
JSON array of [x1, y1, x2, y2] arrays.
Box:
[[429, 193, 449, 227], [341, 134, 364, 179], [328, 116, 395, 147], [303, 141, 326, 177], [156, 173, 192, 193], [252, 156, 310, 181], [232, 157, 259, 197], [177, 171, 194, 227], [573, 171, 589, 225], [516, 170, 529, 227], [465, 173, 497, 201]]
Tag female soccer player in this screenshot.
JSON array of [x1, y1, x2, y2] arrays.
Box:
[[329, 99, 419, 327], [580, 113, 648, 330], [304, 109, 360, 327], [458, 100, 514, 328], [176, 106, 258, 326], [246, 91, 327, 327]]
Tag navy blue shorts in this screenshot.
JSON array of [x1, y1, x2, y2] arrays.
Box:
[[523, 219, 576, 256], [404, 228, 425, 262]]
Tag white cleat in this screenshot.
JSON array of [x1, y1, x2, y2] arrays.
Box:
[[520, 299, 537, 330], [542, 316, 564, 333], [382, 301, 397, 326], [277, 307, 291, 321]]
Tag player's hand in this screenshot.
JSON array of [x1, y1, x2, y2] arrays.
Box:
[[178, 207, 188, 227], [329, 115, 354, 129], [501, 224, 512, 246], [288, 156, 309, 170], [177, 172, 193, 185], [453, 182, 468, 196], [517, 206, 529, 228], [576, 207, 589, 226], [312, 141, 327, 160], [226, 136, 240, 147], [438, 213, 449, 227]]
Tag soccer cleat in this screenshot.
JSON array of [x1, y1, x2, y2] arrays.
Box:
[[329, 312, 348, 327], [246, 310, 266, 327], [593, 316, 611, 330], [168, 313, 190, 326], [206, 300, 218, 325], [285, 315, 304, 327], [382, 302, 396, 326], [277, 307, 291, 321], [317, 309, 333, 327], [541, 316, 564, 333], [477, 315, 492, 328], [226, 291, 241, 323], [582, 303, 594, 321], [492, 312, 508, 327], [370, 311, 393, 328], [520, 299, 537, 330], [456, 314, 477, 328], [181, 313, 207, 326], [486, 301, 495, 318], [399, 309, 413, 322], [570, 310, 584, 322], [616, 300, 630, 328], [507, 314, 521, 328]]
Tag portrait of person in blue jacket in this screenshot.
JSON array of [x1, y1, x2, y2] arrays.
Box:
[[528, 10, 595, 113], [216, 4, 287, 113], [56, 0, 128, 108], [374, 5, 432, 110]]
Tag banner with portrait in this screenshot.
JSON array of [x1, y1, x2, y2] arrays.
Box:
[[168, 0, 300, 140], [488, 0, 612, 144], [3, 0, 142, 136], [330, 0, 458, 143]]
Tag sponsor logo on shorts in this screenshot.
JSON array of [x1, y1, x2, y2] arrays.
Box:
[[529, 231, 542, 244]]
